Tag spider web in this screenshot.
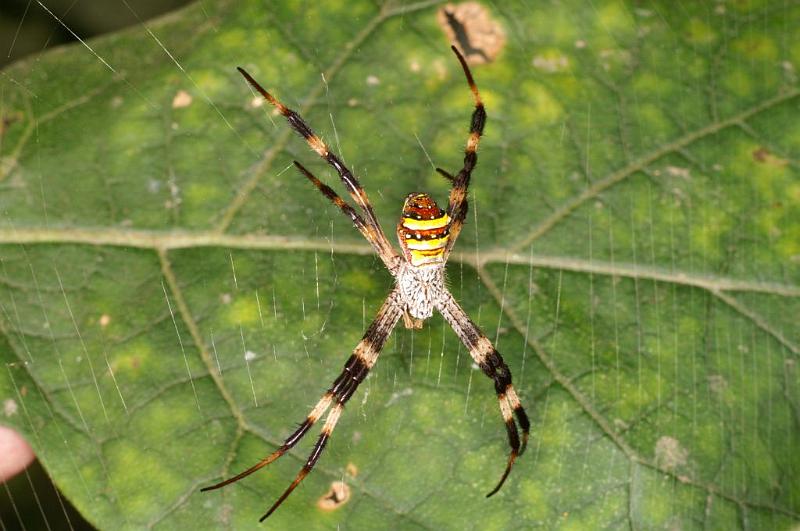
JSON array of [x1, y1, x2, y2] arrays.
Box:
[[0, 1, 799, 529]]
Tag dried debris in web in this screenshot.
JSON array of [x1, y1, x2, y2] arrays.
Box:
[[316, 481, 351, 511], [437, 2, 506, 64]]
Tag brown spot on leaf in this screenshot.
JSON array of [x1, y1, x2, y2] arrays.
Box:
[[0, 111, 22, 136], [532, 53, 570, 73], [752, 147, 768, 162], [437, 2, 506, 64], [172, 89, 193, 109], [665, 165, 691, 179], [654, 435, 688, 471], [3, 399, 18, 417], [708, 374, 728, 394], [752, 146, 788, 167], [317, 481, 350, 511], [346, 462, 358, 477]]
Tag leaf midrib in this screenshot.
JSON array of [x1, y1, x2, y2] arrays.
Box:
[[1, 226, 797, 297]]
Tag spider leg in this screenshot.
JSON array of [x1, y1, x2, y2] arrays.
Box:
[[202, 288, 403, 520], [200, 392, 334, 491], [443, 45, 486, 260], [436, 291, 530, 497], [435, 167, 455, 183], [237, 67, 398, 269], [259, 403, 344, 521], [293, 161, 396, 270], [258, 288, 402, 520]]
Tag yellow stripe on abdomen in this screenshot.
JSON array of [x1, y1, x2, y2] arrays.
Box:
[[405, 236, 448, 251], [401, 214, 450, 231], [409, 248, 446, 264], [398, 192, 451, 266]]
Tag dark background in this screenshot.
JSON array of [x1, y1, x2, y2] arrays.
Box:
[[1, 0, 192, 68], [1, 2, 192, 528]]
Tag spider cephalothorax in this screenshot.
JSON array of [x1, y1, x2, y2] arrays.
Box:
[[203, 47, 530, 522]]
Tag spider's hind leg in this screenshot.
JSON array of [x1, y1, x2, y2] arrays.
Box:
[[203, 288, 404, 521], [199, 392, 334, 492], [437, 292, 530, 497]]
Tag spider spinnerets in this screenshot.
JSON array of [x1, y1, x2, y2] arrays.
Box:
[[201, 46, 530, 522]]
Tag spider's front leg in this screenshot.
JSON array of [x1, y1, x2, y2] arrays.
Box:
[[442, 45, 486, 260], [236, 67, 400, 273]]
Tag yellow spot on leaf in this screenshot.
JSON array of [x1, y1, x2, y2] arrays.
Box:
[[685, 18, 717, 46], [185, 183, 225, 213], [518, 81, 563, 125], [107, 442, 184, 520], [633, 73, 675, 98], [111, 341, 152, 375], [226, 297, 259, 326], [597, 3, 636, 40], [732, 34, 778, 61], [722, 68, 753, 97]]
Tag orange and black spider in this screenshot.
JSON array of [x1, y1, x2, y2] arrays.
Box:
[[201, 46, 530, 522]]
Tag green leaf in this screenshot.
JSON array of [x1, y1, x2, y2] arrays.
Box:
[[2, 0, 799, 528]]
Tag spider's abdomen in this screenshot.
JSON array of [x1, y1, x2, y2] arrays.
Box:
[[397, 261, 446, 320], [397, 193, 450, 267]]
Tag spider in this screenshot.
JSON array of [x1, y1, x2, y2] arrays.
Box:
[[201, 46, 530, 522]]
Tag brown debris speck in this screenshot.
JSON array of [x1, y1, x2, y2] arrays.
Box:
[[317, 481, 351, 511], [1, 112, 22, 136], [172, 89, 193, 109], [752, 146, 788, 167], [3, 399, 18, 417], [437, 2, 506, 64], [654, 435, 689, 471]]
